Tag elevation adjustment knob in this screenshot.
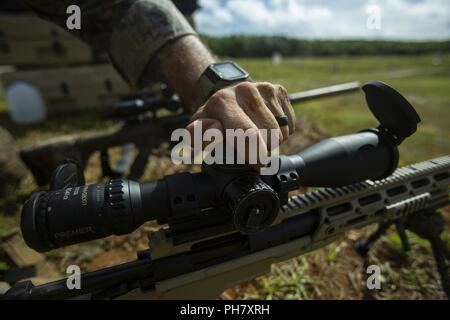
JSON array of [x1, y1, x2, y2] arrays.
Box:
[[223, 175, 280, 234]]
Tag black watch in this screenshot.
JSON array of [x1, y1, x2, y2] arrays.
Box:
[[193, 61, 250, 107]]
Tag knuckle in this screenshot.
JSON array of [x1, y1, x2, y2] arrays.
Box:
[[258, 82, 276, 94], [260, 88, 277, 104], [236, 83, 262, 104], [277, 85, 288, 96], [276, 86, 291, 106], [235, 81, 254, 92]]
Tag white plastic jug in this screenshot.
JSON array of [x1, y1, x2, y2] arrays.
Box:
[[5, 80, 47, 124]]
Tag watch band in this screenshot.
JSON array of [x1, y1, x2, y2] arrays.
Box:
[[193, 75, 216, 108]]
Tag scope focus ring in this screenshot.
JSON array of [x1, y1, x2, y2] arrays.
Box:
[[21, 192, 53, 252], [223, 175, 280, 234], [107, 180, 129, 233], [37, 193, 53, 249]]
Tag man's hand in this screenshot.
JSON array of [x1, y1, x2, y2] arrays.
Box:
[[151, 35, 296, 166], [186, 81, 296, 164]]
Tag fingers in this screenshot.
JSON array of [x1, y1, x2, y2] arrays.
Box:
[[191, 89, 268, 166], [235, 82, 282, 150], [275, 84, 296, 133], [188, 81, 296, 170], [256, 82, 289, 141]]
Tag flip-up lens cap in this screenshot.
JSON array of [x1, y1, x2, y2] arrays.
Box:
[[50, 159, 85, 190], [363, 81, 421, 140]]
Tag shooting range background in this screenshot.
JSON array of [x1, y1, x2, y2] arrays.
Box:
[[0, 3, 450, 299]]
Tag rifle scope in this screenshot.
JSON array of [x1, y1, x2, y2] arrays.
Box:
[[21, 81, 421, 252]]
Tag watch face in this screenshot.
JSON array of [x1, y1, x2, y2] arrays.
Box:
[[211, 62, 248, 81]]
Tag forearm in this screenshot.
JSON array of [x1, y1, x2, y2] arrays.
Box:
[[25, 0, 200, 97], [144, 35, 215, 110]]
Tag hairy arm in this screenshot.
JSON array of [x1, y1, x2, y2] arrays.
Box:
[[25, 0, 212, 108], [144, 35, 214, 109], [25, 0, 296, 169]]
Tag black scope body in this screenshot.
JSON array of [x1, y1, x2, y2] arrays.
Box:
[[21, 129, 399, 252]]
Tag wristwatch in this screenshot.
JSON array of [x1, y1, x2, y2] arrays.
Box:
[[193, 61, 250, 107]]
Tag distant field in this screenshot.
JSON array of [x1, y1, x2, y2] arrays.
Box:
[[236, 54, 450, 165], [0, 54, 449, 299]]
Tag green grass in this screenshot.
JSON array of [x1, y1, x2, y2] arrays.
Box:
[[235, 54, 450, 165]]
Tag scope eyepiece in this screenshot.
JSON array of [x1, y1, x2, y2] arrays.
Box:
[[21, 192, 51, 252]]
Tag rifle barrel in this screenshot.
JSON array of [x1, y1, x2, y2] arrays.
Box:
[[289, 81, 361, 104]]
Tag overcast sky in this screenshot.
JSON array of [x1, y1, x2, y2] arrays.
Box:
[[194, 0, 450, 40]]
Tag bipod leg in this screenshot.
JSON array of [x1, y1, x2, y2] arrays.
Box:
[[406, 211, 450, 299], [354, 221, 394, 256]]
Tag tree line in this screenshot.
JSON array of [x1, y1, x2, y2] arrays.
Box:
[[202, 35, 450, 57]]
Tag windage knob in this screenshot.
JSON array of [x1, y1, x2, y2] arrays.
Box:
[[223, 175, 280, 234]]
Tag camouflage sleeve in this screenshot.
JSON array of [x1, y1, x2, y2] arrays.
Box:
[[25, 0, 197, 87]]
